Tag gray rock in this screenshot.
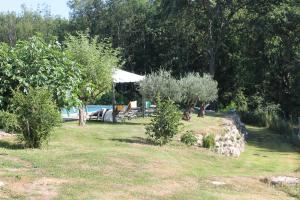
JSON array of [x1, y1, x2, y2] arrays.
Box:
[[263, 176, 300, 186]]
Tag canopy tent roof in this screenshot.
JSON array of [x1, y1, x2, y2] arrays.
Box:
[[113, 69, 145, 83]]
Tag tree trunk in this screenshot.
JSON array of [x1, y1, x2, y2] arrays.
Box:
[[198, 103, 205, 117], [182, 105, 194, 121], [79, 106, 86, 126], [298, 117, 300, 138], [208, 48, 216, 76]]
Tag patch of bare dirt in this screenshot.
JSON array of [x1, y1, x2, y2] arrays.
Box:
[[94, 191, 139, 200], [142, 160, 183, 179], [109, 157, 138, 170], [0, 154, 32, 168], [8, 177, 69, 200], [205, 176, 296, 200], [125, 177, 198, 197], [0, 130, 15, 138]]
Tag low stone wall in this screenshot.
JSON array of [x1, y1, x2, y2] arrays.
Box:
[[214, 114, 247, 157], [195, 113, 247, 157]]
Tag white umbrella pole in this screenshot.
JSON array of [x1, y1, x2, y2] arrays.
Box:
[[112, 82, 116, 123]]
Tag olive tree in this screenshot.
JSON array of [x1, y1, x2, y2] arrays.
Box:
[[139, 70, 218, 121], [65, 33, 122, 126], [180, 73, 218, 120], [197, 74, 218, 117], [139, 69, 181, 102]]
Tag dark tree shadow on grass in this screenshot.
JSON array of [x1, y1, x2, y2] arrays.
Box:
[[0, 140, 24, 150], [110, 136, 153, 145], [246, 126, 300, 153], [86, 120, 146, 126]]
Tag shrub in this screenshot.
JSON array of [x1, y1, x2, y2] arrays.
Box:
[[203, 134, 215, 149], [240, 111, 267, 127], [233, 88, 248, 112], [11, 88, 61, 148], [181, 131, 197, 146], [146, 96, 182, 145], [240, 103, 281, 127], [219, 101, 237, 113], [0, 111, 19, 133]]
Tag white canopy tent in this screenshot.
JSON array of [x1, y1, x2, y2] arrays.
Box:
[[111, 69, 145, 122], [113, 69, 145, 83]]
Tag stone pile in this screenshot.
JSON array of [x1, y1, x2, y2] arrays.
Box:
[[214, 114, 247, 157], [262, 176, 300, 186], [195, 113, 247, 157]]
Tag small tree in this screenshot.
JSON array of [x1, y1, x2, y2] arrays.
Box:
[[197, 74, 218, 117], [10, 88, 61, 148], [139, 69, 181, 102], [233, 88, 248, 113], [66, 33, 122, 126], [146, 96, 181, 145], [180, 73, 218, 120], [0, 36, 81, 110]]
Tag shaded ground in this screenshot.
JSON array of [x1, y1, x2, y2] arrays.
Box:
[[0, 115, 299, 199]]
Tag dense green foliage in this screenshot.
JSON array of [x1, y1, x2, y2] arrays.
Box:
[[0, 111, 19, 133], [0, 1, 299, 121], [0, 36, 81, 109], [10, 88, 61, 148], [203, 134, 215, 149], [65, 0, 300, 119], [65, 33, 121, 104], [146, 96, 181, 145], [65, 32, 122, 125], [0, 5, 69, 45], [180, 131, 197, 146]]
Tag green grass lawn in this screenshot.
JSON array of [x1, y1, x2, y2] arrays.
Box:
[[0, 115, 299, 199]]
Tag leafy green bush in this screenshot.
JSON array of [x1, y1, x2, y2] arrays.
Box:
[[240, 103, 281, 127], [290, 133, 300, 147], [240, 111, 267, 127], [262, 104, 297, 140], [181, 131, 197, 146], [233, 89, 248, 112], [219, 101, 237, 113], [0, 111, 19, 133], [11, 88, 61, 148], [146, 96, 182, 145], [203, 134, 215, 149], [266, 113, 295, 137]]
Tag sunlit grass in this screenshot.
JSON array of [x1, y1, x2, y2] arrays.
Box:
[[0, 114, 299, 199]]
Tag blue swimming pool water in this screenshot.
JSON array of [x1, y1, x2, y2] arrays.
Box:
[[61, 105, 113, 117]]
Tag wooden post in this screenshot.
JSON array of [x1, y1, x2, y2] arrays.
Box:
[[112, 83, 116, 123]]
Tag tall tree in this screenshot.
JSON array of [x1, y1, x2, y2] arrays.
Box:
[[0, 5, 70, 45]]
